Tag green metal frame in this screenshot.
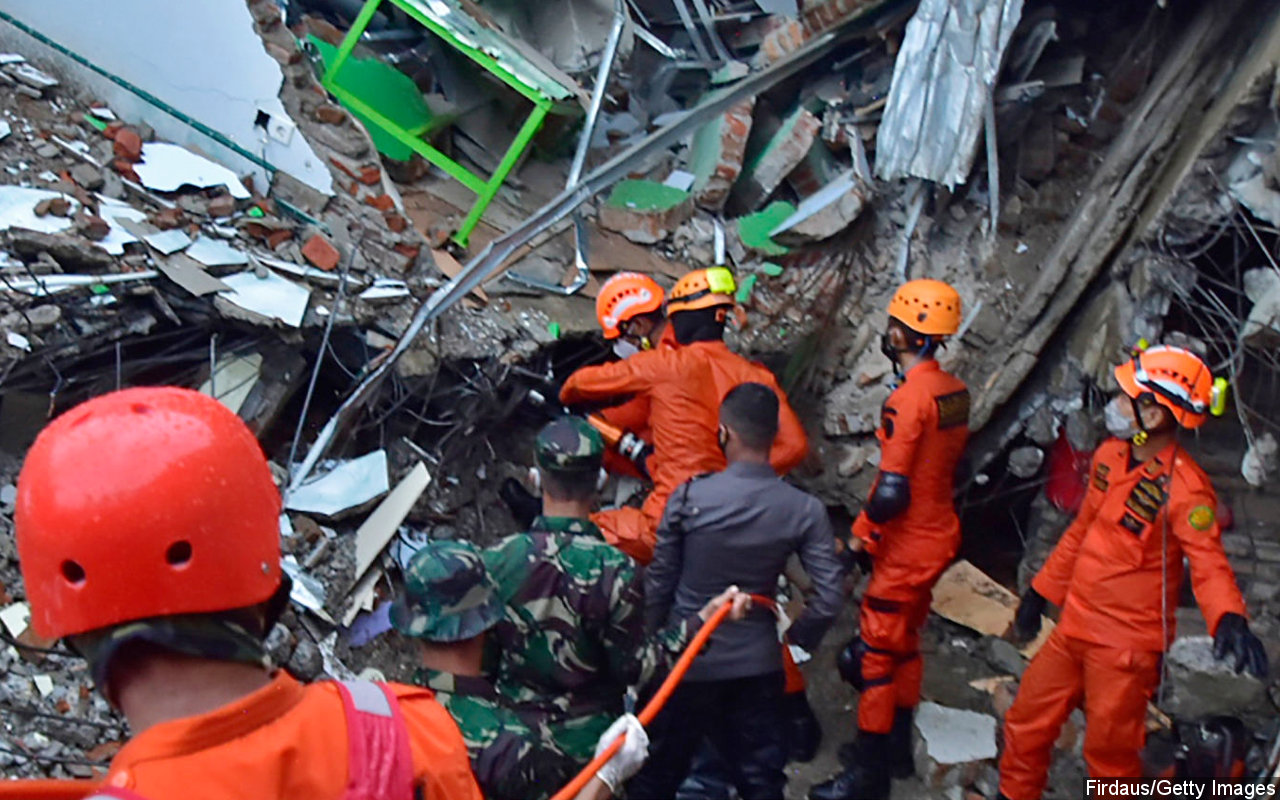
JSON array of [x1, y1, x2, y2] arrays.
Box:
[[323, 0, 560, 246]]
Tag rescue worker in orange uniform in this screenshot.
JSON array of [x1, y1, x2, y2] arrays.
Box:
[[812, 279, 970, 800], [593, 271, 676, 479], [13, 387, 539, 800], [997, 346, 1268, 800], [559, 266, 808, 565]]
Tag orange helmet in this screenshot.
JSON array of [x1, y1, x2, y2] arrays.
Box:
[[1114, 345, 1214, 429], [597, 272, 664, 339], [887, 279, 962, 336], [16, 387, 283, 639], [667, 267, 737, 315]]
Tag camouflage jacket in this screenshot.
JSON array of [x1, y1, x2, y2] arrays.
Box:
[[418, 669, 579, 800], [481, 516, 698, 759]]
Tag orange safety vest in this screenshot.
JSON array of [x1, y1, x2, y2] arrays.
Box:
[[92, 674, 481, 800]]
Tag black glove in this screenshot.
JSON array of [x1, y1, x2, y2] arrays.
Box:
[[835, 540, 871, 575], [1213, 613, 1269, 679], [1010, 587, 1046, 644]]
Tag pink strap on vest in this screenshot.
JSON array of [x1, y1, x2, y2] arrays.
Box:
[[334, 680, 415, 800]]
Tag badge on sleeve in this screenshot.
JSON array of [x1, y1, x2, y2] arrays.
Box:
[[1188, 505, 1215, 531]]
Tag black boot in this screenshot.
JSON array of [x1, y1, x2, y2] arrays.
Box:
[[839, 710, 914, 775], [783, 690, 823, 763], [500, 477, 540, 528], [888, 707, 914, 779], [809, 733, 890, 800]]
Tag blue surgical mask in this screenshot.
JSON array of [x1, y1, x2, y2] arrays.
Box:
[[613, 340, 641, 360]]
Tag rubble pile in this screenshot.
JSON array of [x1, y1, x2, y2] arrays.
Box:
[[0, 0, 1279, 791]]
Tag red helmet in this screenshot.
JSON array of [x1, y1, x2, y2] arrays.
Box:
[[1114, 345, 1214, 429], [16, 387, 282, 639], [597, 272, 664, 339]]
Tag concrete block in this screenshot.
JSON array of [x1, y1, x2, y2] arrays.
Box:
[[688, 95, 755, 211], [912, 702, 999, 788], [732, 106, 821, 211], [1163, 636, 1267, 720], [597, 180, 693, 244]]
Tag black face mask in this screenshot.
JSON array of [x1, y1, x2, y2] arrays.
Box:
[[880, 331, 898, 363]]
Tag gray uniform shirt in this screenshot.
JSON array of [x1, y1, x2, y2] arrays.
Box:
[[644, 461, 845, 682]]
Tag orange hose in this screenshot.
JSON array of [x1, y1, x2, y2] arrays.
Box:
[[0, 779, 97, 799], [549, 593, 776, 800]]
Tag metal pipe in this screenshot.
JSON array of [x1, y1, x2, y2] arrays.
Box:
[[290, 22, 865, 490]]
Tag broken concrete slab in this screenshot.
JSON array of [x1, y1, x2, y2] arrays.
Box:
[[688, 94, 756, 211], [597, 180, 693, 244], [912, 702, 999, 788], [732, 105, 821, 212], [772, 170, 869, 241], [4, 228, 116, 272], [1163, 635, 1268, 720]]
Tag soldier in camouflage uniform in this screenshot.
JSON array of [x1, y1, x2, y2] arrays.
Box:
[[481, 417, 740, 768], [392, 538, 583, 800]]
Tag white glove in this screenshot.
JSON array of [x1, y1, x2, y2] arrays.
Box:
[[594, 713, 649, 792]]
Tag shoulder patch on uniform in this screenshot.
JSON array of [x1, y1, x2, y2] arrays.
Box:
[[1188, 505, 1215, 531], [935, 390, 970, 430]]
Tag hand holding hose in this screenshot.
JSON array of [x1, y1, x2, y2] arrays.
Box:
[[698, 585, 752, 623], [593, 714, 649, 793]]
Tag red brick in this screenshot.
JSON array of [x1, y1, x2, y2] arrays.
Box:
[[76, 213, 111, 242], [152, 207, 185, 230], [384, 213, 407, 233], [113, 127, 143, 162], [358, 165, 382, 186], [113, 159, 140, 183], [242, 222, 271, 240], [266, 229, 293, 250], [393, 243, 421, 261], [301, 234, 340, 271], [314, 105, 346, 125], [364, 193, 395, 211], [329, 157, 360, 181], [207, 193, 236, 218]]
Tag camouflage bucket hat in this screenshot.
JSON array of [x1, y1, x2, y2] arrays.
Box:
[[391, 539, 503, 642], [534, 416, 604, 473]]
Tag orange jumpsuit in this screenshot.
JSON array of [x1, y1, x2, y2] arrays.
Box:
[[999, 439, 1248, 799], [595, 326, 680, 479], [95, 672, 482, 800], [850, 359, 969, 733], [561, 340, 808, 564]]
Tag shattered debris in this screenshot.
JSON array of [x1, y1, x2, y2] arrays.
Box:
[[0, 0, 1279, 788]]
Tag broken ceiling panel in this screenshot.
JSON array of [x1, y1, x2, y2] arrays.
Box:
[[875, 0, 1024, 188]]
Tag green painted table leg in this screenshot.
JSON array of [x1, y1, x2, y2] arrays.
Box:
[[453, 101, 551, 246]]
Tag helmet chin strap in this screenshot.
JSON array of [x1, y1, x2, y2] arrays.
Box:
[[1129, 396, 1151, 446]]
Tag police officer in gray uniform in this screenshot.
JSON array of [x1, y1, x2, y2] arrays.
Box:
[[632, 382, 846, 800]]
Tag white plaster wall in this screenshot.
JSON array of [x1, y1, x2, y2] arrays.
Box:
[[0, 1, 332, 195]]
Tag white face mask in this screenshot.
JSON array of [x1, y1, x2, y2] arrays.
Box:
[[613, 340, 641, 360], [1104, 395, 1140, 440]]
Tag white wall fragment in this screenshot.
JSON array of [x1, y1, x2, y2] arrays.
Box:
[[0, 1, 332, 195]]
